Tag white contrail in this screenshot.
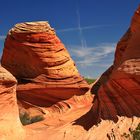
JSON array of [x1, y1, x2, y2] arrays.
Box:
[[76, 9, 85, 48], [57, 24, 114, 33], [57, 27, 79, 32]]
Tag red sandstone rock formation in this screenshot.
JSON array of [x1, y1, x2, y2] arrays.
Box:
[[89, 6, 140, 124], [0, 67, 139, 140], [70, 6, 140, 131], [0, 66, 25, 139], [1, 21, 89, 106], [67, 6, 140, 131], [0, 5, 140, 140]]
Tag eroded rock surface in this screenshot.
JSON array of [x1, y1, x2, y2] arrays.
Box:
[[1, 21, 89, 106], [0, 66, 25, 140], [88, 5, 140, 125], [25, 6, 140, 139], [0, 5, 140, 140]]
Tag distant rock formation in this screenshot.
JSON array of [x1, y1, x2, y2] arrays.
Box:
[[1, 21, 89, 106]]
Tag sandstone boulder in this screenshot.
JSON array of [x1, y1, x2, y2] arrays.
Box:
[[1, 21, 89, 106]]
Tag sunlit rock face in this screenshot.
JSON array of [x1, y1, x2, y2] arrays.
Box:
[[1, 21, 89, 106], [0, 66, 25, 140]]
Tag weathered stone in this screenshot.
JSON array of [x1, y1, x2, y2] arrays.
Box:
[[0, 66, 25, 140], [0, 5, 140, 140], [89, 5, 140, 124], [1, 21, 89, 106]]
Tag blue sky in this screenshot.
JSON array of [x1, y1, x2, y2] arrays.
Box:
[[0, 0, 139, 78]]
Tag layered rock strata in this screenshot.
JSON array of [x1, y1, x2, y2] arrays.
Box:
[[1, 21, 89, 106], [88, 5, 140, 124], [0, 5, 140, 140]]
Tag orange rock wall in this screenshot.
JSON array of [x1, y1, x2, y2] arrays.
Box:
[[90, 6, 140, 123]]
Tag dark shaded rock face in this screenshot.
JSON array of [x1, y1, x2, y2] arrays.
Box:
[[1, 21, 89, 106]]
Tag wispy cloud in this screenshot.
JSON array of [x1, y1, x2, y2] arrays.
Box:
[[0, 35, 6, 40], [68, 43, 116, 66], [57, 24, 114, 33]]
